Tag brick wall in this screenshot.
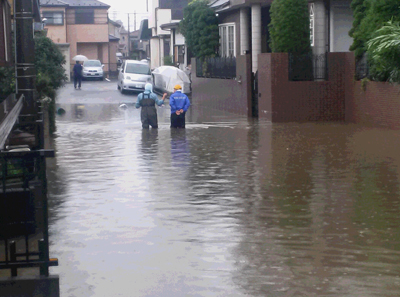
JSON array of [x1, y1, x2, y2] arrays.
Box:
[[191, 55, 252, 117], [258, 52, 355, 122], [350, 81, 400, 128]]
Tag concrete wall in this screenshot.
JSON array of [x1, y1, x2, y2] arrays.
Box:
[[191, 55, 252, 116], [257, 52, 355, 122]]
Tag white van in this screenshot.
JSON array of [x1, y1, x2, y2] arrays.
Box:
[[117, 60, 152, 94]]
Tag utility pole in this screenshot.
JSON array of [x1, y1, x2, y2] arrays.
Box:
[[134, 11, 136, 31], [128, 13, 130, 58]]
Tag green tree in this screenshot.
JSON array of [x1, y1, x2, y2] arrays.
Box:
[[349, 0, 368, 56], [34, 31, 67, 134], [179, 0, 219, 58], [367, 21, 400, 83], [268, 0, 311, 54], [349, 0, 400, 58]]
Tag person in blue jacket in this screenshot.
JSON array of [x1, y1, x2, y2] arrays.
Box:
[[169, 84, 190, 128], [136, 83, 167, 129]]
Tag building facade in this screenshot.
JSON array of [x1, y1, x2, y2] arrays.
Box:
[[40, 0, 114, 79]]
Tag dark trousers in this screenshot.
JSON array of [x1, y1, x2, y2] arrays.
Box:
[[74, 75, 82, 88], [171, 112, 186, 128], [141, 106, 158, 129]]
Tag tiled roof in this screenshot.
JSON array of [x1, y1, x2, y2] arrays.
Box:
[[40, 0, 68, 6], [40, 0, 109, 7]]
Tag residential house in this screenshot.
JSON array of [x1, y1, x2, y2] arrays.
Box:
[[211, 0, 354, 73], [119, 25, 128, 57], [40, 0, 114, 79], [108, 18, 121, 76], [148, 0, 190, 70], [129, 30, 149, 60]]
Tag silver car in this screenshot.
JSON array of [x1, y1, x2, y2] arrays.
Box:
[[82, 60, 104, 80], [117, 60, 152, 94]]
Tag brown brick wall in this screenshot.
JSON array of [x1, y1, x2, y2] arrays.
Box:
[[191, 55, 252, 116], [258, 52, 355, 122], [351, 81, 400, 128]]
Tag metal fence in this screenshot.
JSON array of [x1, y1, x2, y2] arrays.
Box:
[[289, 52, 328, 81], [196, 57, 236, 79], [355, 53, 369, 80]]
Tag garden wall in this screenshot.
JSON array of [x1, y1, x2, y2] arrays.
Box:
[[350, 81, 400, 128], [191, 55, 253, 117], [257, 52, 355, 122]]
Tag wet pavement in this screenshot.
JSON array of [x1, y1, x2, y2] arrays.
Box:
[[47, 80, 400, 296]]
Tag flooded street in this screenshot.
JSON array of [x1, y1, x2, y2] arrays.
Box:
[[47, 81, 400, 296]]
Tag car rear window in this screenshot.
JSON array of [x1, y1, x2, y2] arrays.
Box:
[[84, 60, 101, 67], [125, 63, 150, 75]]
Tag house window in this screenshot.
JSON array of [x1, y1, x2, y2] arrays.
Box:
[[75, 9, 94, 24], [42, 11, 64, 25], [219, 23, 235, 57], [309, 3, 314, 47]]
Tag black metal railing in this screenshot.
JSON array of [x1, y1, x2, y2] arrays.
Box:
[[355, 53, 370, 80], [289, 52, 328, 81], [196, 57, 236, 79]]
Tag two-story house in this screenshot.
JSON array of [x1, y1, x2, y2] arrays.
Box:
[[40, 0, 113, 79], [211, 0, 353, 73], [148, 0, 190, 70]]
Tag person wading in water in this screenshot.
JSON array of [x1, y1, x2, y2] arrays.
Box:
[[135, 83, 167, 129]]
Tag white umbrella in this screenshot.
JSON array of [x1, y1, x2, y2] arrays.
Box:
[[72, 55, 88, 61], [152, 66, 191, 94]]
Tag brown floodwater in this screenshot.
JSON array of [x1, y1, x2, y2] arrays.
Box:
[[47, 92, 400, 296]]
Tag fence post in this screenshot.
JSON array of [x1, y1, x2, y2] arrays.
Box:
[[10, 241, 17, 276]]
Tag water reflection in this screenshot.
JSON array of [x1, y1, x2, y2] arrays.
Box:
[[47, 105, 400, 296]]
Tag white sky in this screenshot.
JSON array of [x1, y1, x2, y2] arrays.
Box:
[[100, 0, 150, 31]]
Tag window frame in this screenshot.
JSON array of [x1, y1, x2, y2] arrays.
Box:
[[42, 10, 64, 26], [219, 23, 236, 57], [75, 9, 95, 25]]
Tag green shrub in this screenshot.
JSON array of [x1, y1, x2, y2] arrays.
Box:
[[180, 0, 219, 58], [163, 55, 174, 66], [268, 0, 311, 54]]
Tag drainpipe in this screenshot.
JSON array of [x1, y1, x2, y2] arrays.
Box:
[[15, 0, 36, 115]]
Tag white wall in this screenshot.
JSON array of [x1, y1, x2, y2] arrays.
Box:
[[330, 0, 353, 52], [150, 37, 160, 69], [157, 9, 172, 35]]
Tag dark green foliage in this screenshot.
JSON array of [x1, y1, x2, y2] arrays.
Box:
[[268, 0, 311, 54], [350, 0, 400, 58], [163, 55, 174, 66], [34, 31, 67, 134], [180, 0, 219, 58], [367, 21, 400, 83], [0, 66, 15, 100], [34, 31, 67, 90]]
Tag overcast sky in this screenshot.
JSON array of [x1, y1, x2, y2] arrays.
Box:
[[100, 0, 149, 31]]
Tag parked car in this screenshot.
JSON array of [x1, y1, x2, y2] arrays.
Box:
[[82, 60, 104, 80], [117, 60, 152, 94]]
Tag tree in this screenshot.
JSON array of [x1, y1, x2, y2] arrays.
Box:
[[34, 31, 67, 134], [367, 21, 400, 83], [349, 0, 368, 56], [179, 0, 219, 58], [268, 0, 311, 54], [349, 0, 400, 58]]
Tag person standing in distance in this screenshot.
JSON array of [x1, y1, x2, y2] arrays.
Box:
[[73, 61, 83, 90], [169, 84, 190, 128], [136, 83, 167, 129]]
